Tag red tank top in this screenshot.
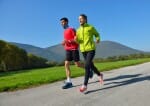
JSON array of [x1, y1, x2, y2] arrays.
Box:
[[64, 27, 78, 50]]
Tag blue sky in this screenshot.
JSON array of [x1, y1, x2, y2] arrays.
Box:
[[0, 0, 150, 51]]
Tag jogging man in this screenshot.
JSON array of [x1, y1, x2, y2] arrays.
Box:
[[60, 17, 84, 89], [75, 14, 104, 92]]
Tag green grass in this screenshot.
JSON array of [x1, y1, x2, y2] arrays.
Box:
[[0, 58, 150, 92]]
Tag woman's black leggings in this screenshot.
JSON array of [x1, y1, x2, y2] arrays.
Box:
[[82, 50, 100, 86]]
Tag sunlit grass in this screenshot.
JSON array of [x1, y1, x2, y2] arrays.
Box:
[[0, 58, 150, 92]]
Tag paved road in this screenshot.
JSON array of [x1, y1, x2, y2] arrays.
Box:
[[0, 62, 150, 106]]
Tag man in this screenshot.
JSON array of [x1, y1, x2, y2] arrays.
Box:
[[75, 14, 104, 92], [60, 17, 84, 89]]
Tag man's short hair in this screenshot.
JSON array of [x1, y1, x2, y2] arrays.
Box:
[[80, 14, 87, 23], [60, 17, 68, 22]]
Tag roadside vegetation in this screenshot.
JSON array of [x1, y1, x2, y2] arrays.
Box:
[[0, 58, 150, 92]]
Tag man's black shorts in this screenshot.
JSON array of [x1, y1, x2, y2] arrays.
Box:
[[65, 50, 80, 62]]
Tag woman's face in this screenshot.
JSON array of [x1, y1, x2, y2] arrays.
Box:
[[79, 16, 86, 25]]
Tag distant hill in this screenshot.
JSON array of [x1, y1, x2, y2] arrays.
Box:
[[11, 41, 145, 62], [11, 42, 64, 61], [95, 41, 143, 58]]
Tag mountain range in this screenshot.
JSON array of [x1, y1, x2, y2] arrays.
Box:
[[11, 41, 144, 62]]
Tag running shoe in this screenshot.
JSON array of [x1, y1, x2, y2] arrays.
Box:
[[79, 85, 87, 92], [62, 82, 73, 89]]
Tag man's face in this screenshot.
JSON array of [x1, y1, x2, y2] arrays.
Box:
[[79, 16, 86, 25], [61, 20, 68, 28]]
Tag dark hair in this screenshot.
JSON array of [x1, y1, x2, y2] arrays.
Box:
[[80, 14, 87, 23], [60, 17, 68, 22]]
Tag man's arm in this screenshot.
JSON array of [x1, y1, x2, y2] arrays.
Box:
[[92, 26, 100, 44]]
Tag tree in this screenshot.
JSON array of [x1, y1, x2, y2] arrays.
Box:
[[28, 54, 48, 68], [0, 40, 28, 71]]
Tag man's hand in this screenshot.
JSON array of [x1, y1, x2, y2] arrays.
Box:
[[74, 36, 77, 41], [61, 40, 67, 46], [96, 39, 100, 44], [74, 36, 79, 43], [61, 39, 72, 46]]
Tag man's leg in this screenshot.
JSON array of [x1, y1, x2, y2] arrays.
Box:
[[73, 49, 85, 69], [91, 62, 100, 76], [90, 61, 104, 84], [83, 51, 95, 86], [73, 49, 94, 78], [79, 51, 93, 92], [65, 61, 71, 82], [74, 61, 84, 68], [62, 51, 73, 89], [62, 61, 73, 89], [74, 61, 93, 78]]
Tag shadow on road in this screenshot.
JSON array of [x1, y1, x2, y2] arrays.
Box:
[[84, 74, 150, 94], [73, 74, 142, 87]]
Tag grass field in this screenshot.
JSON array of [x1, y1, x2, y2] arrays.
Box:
[[0, 58, 150, 92]]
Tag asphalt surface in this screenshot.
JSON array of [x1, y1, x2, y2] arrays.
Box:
[[0, 62, 150, 106]]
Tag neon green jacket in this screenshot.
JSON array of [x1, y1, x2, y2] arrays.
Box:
[[76, 23, 100, 52]]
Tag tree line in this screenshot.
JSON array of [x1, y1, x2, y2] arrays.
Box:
[[47, 53, 150, 66], [94, 53, 150, 63], [0, 40, 49, 72]]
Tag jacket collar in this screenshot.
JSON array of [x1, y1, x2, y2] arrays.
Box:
[[81, 23, 88, 27]]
